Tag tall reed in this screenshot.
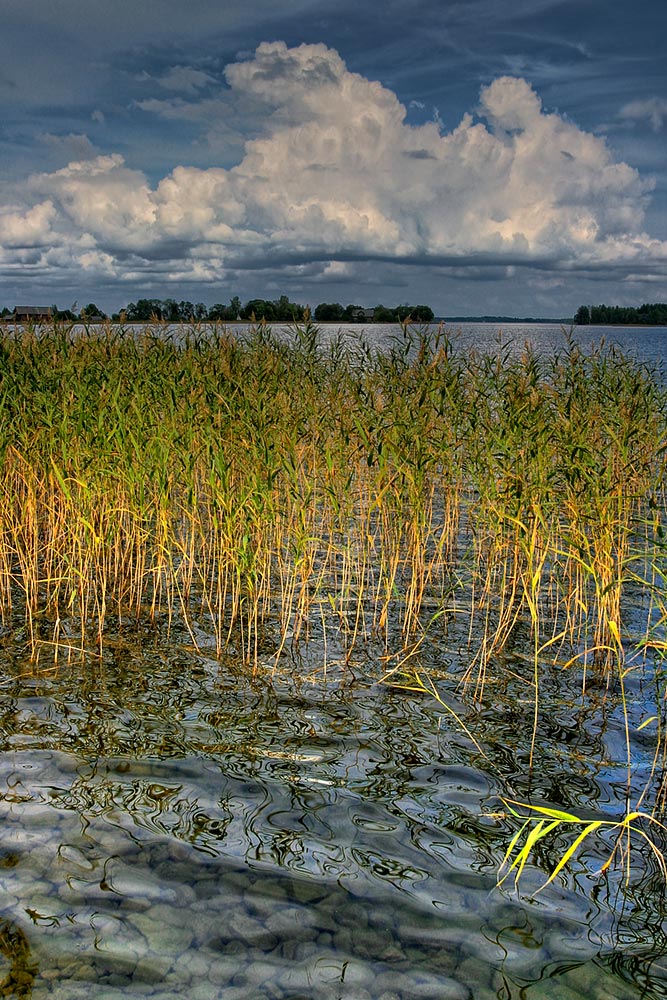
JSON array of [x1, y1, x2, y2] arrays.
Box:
[[0, 321, 664, 693]]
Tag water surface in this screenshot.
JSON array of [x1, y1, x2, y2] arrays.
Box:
[[253, 320, 667, 366], [0, 632, 665, 998]]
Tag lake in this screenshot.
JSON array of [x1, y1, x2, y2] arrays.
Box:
[[312, 320, 667, 364], [56, 317, 667, 361], [1, 320, 666, 998]]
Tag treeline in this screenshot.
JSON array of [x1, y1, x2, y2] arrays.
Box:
[[313, 302, 435, 323], [119, 296, 434, 324], [1, 296, 435, 324], [575, 302, 667, 325]]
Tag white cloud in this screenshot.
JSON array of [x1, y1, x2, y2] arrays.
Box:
[[29, 155, 157, 250], [2, 41, 665, 291], [0, 200, 56, 247], [619, 97, 667, 132]]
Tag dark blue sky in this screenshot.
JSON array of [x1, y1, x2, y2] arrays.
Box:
[[1, 0, 665, 316]]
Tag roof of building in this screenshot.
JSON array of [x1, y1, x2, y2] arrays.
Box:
[[14, 305, 52, 315]]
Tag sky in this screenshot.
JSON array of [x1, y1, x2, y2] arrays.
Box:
[[1, 0, 666, 318]]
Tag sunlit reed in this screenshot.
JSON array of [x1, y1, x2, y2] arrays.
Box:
[[0, 321, 665, 687]]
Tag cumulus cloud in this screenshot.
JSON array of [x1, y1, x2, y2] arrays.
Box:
[[0, 200, 56, 248], [29, 155, 157, 250], [2, 40, 665, 291]]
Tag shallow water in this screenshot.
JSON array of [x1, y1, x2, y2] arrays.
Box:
[[68, 319, 667, 367], [238, 320, 667, 366], [0, 628, 666, 999]]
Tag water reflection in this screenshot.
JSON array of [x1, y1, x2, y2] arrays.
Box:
[[0, 641, 666, 997]]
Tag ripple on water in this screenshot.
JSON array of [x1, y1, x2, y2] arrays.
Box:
[[0, 650, 665, 998]]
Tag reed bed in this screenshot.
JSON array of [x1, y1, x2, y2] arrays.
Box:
[[5, 317, 667, 882], [1, 320, 666, 693]]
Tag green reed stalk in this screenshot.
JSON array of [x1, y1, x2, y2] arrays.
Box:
[[0, 321, 664, 689], [5, 320, 667, 878]]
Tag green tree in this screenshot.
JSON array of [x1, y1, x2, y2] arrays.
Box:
[[411, 304, 435, 322], [209, 296, 242, 321], [373, 304, 396, 322], [80, 303, 106, 320], [241, 298, 275, 321], [314, 302, 345, 322], [208, 303, 228, 321], [125, 299, 164, 321]]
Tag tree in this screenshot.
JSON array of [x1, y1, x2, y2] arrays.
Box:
[[241, 298, 275, 321], [240, 296, 306, 322], [207, 297, 242, 322], [573, 302, 667, 326], [411, 305, 434, 323], [276, 295, 293, 321], [208, 303, 228, 321], [80, 303, 107, 321], [51, 303, 77, 321], [314, 302, 344, 322], [125, 299, 164, 321], [372, 304, 395, 322]]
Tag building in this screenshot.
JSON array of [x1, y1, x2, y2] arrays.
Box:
[[349, 307, 376, 322], [12, 306, 53, 323]]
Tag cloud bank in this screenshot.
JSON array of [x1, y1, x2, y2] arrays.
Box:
[[2, 41, 665, 295]]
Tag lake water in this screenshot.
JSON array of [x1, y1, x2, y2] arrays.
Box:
[[2, 640, 664, 999], [1, 321, 667, 998], [59, 317, 667, 365], [233, 320, 667, 365]]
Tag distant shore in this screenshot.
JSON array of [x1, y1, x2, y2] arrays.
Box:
[[438, 315, 572, 324]]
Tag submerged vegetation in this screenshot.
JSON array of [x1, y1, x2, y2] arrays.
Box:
[[2, 319, 667, 883]]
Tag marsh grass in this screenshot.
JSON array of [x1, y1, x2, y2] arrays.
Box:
[[3, 318, 667, 879], [1, 321, 665, 669]]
